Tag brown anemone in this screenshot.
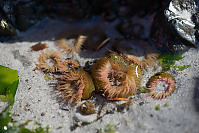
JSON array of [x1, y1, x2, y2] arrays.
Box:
[[35, 50, 61, 73], [57, 59, 80, 73], [56, 35, 87, 54], [146, 72, 176, 99], [56, 70, 95, 104], [92, 53, 142, 100]]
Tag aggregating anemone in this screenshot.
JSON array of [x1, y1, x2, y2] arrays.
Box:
[[34, 47, 175, 104], [146, 72, 176, 99], [56, 35, 87, 54], [56, 70, 95, 104], [35, 50, 95, 104], [91, 53, 142, 100], [35, 50, 61, 73], [57, 59, 80, 73]]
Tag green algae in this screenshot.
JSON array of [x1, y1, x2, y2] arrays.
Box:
[[158, 52, 190, 71], [173, 65, 191, 71], [97, 123, 118, 133], [155, 104, 160, 111], [0, 65, 49, 133], [140, 86, 147, 93], [157, 52, 183, 71]]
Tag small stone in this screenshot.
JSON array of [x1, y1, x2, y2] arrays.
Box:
[[0, 19, 16, 37], [163, 102, 169, 107], [41, 112, 45, 116], [139, 102, 144, 106]]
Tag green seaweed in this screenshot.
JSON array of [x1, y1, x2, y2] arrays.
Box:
[[140, 86, 147, 93], [0, 65, 19, 132], [157, 52, 184, 71], [158, 53, 190, 71], [0, 65, 49, 133], [97, 123, 118, 133], [173, 65, 191, 71], [0, 65, 19, 103], [155, 104, 160, 111], [56, 126, 63, 130]]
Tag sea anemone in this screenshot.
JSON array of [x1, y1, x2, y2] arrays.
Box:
[[56, 26, 109, 52], [56, 70, 95, 104], [146, 72, 176, 99], [92, 53, 142, 100], [57, 59, 80, 73], [35, 50, 61, 73], [126, 53, 159, 69], [56, 35, 87, 53], [79, 101, 96, 115]]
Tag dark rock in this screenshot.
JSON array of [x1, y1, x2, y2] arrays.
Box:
[[41, 112, 45, 116], [1, 0, 16, 27], [126, 0, 163, 16], [151, 0, 199, 52], [0, 18, 16, 37], [15, 1, 43, 31], [116, 20, 144, 39], [193, 11, 199, 28]]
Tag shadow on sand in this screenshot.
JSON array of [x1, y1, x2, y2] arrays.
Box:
[[193, 78, 199, 112]]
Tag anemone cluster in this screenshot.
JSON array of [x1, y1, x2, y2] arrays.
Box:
[[35, 47, 176, 104], [35, 50, 95, 104]]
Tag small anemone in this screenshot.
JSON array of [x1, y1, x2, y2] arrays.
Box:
[[56, 35, 87, 53], [79, 101, 96, 115], [57, 59, 80, 73], [55, 70, 95, 104], [35, 50, 61, 73], [146, 72, 176, 99], [92, 53, 142, 100], [56, 26, 108, 52]]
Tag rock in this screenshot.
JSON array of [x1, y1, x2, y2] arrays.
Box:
[[126, 0, 162, 16], [0, 18, 16, 37], [165, 0, 198, 46], [151, 0, 199, 52], [1, 0, 16, 27], [116, 20, 144, 39], [15, 1, 42, 31]]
